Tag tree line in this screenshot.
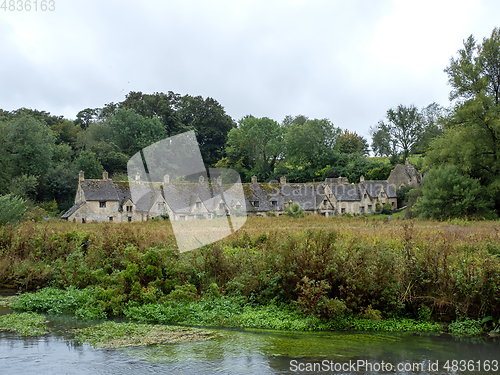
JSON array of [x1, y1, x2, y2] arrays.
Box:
[[1, 27, 499, 220]]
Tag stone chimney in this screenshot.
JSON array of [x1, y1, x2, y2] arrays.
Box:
[[251, 175, 257, 184], [280, 176, 286, 185], [103, 171, 108, 181], [135, 172, 141, 182], [163, 174, 170, 184], [360, 175, 364, 183], [79, 170, 84, 182]]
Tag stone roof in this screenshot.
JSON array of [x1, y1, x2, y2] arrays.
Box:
[[81, 180, 120, 201], [362, 181, 397, 198], [61, 201, 84, 219]]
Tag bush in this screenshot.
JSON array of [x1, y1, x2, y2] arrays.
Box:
[[0, 194, 27, 226], [412, 165, 496, 219], [284, 202, 306, 218], [448, 318, 483, 336], [382, 203, 392, 215]]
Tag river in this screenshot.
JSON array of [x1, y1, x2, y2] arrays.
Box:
[[1, 303, 499, 374]]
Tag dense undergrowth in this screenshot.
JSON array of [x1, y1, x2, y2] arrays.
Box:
[[2, 216, 500, 335]]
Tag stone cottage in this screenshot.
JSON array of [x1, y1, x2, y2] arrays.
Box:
[[387, 159, 421, 189], [62, 168, 404, 222]]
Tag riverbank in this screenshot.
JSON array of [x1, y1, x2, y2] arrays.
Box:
[[1, 216, 500, 336]]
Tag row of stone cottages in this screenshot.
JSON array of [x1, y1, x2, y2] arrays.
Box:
[[61, 162, 420, 223]]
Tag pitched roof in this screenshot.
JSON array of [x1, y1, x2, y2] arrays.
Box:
[[61, 201, 84, 219], [362, 181, 397, 198], [81, 180, 120, 201]]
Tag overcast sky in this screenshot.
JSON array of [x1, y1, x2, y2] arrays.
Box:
[[1, 0, 499, 140]]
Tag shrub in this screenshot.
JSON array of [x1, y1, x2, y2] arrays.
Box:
[[0, 194, 27, 226], [413, 165, 496, 219], [382, 203, 392, 215], [448, 318, 483, 336], [284, 203, 305, 218]]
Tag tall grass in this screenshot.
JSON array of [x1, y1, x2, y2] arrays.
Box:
[[2, 216, 500, 322]]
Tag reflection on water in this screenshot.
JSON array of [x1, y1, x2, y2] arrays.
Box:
[[0, 306, 499, 374]]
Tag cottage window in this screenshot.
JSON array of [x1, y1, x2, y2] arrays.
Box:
[[179, 216, 185, 221], [271, 200, 277, 207], [341, 208, 345, 214], [126, 205, 132, 212], [99, 201, 106, 208], [158, 203, 164, 210], [252, 201, 259, 208], [109, 216, 113, 221], [381, 192, 385, 197], [188, 215, 194, 220], [128, 217, 132, 222], [329, 193, 333, 198], [364, 193, 367, 199], [392, 202, 395, 207], [368, 205, 372, 213], [219, 202, 225, 209], [236, 204, 242, 210], [196, 202, 202, 209], [323, 199, 328, 206], [359, 206, 365, 213]]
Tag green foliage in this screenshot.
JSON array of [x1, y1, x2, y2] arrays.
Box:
[[12, 286, 106, 319], [448, 318, 483, 336], [166, 284, 199, 302], [9, 174, 38, 200], [0, 194, 27, 226], [220, 116, 284, 181], [396, 185, 413, 207], [345, 317, 441, 332], [0, 312, 50, 337], [108, 108, 166, 156], [284, 202, 306, 217], [413, 165, 495, 219], [425, 28, 500, 215], [284, 117, 341, 174], [3, 114, 56, 177], [371, 105, 424, 159], [382, 203, 392, 215], [335, 129, 369, 156], [75, 150, 104, 179]]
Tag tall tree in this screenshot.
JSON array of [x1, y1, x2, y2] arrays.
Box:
[[4, 114, 56, 177], [118, 91, 184, 136], [218, 116, 284, 181], [372, 104, 423, 160], [177, 95, 235, 167], [107, 108, 166, 156], [284, 117, 340, 169], [426, 27, 500, 212], [335, 129, 369, 156]]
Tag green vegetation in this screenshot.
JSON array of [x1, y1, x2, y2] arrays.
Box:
[[0, 312, 50, 337], [3, 217, 500, 335], [0, 194, 27, 226], [73, 321, 220, 349]]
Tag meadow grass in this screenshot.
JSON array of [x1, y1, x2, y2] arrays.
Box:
[[2, 215, 500, 335]]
